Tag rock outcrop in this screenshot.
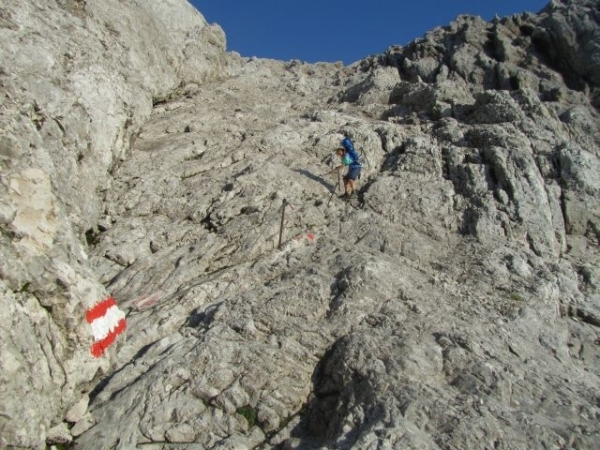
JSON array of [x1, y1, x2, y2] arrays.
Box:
[[1, 0, 599, 449], [0, 0, 226, 447]]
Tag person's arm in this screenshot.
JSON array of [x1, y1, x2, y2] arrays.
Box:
[[326, 165, 345, 175]]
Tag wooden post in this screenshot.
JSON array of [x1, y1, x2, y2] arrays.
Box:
[[278, 199, 287, 249]]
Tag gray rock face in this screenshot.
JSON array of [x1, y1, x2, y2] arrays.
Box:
[[1, 0, 599, 449], [0, 0, 226, 448]]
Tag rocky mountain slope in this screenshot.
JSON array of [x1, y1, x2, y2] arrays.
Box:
[[1, 0, 599, 449]]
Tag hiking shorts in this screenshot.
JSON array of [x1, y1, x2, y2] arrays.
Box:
[[344, 166, 361, 181]]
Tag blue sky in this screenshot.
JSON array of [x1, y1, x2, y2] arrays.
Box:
[[190, 0, 549, 65]]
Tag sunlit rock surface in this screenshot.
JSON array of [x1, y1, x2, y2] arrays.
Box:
[[1, 0, 599, 449]]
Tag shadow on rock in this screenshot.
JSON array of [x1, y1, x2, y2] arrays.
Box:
[[294, 169, 335, 193], [286, 337, 385, 449]]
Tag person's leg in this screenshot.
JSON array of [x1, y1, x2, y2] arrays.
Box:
[[346, 168, 359, 195], [352, 168, 361, 194]]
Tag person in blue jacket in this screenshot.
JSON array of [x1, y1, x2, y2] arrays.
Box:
[[331, 134, 362, 197]]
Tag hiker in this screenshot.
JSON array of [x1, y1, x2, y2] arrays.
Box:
[[329, 135, 361, 197]]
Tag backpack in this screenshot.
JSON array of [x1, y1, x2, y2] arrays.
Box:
[[341, 137, 361, 167]]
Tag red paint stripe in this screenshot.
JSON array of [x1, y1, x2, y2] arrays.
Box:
[[90, 318, 126, 358], [137, 297, 159, 310], [86, 297, 116, 323]]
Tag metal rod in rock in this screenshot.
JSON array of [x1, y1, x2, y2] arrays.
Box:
[[278, 199, 287, 249], [326, 169, 343, 207], [327, 184, 337, 207]]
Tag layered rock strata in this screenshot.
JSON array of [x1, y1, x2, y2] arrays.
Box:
[[1, 0, 599, 449]]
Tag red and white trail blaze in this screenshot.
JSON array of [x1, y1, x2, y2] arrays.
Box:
[[86, 297, 126, 357]]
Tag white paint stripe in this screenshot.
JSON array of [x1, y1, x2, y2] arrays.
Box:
[[90, 305, 126, 341]]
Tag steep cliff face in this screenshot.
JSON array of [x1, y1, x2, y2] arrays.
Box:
[[1, 0, 599, 449], [0, 0, 226, 448]]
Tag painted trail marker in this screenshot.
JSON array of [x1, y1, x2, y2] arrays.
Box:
[[129, 291, 163, 312], [294, 232, 315, 242], [86, 297, 126, 357]]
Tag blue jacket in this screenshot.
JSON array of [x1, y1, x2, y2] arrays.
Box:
[[341, 137, 361, 168]]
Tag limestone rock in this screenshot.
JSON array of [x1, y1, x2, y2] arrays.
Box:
[[1, 1, 600, 449], [0, 0, 226, 448], [65, 395, 89, 424]]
